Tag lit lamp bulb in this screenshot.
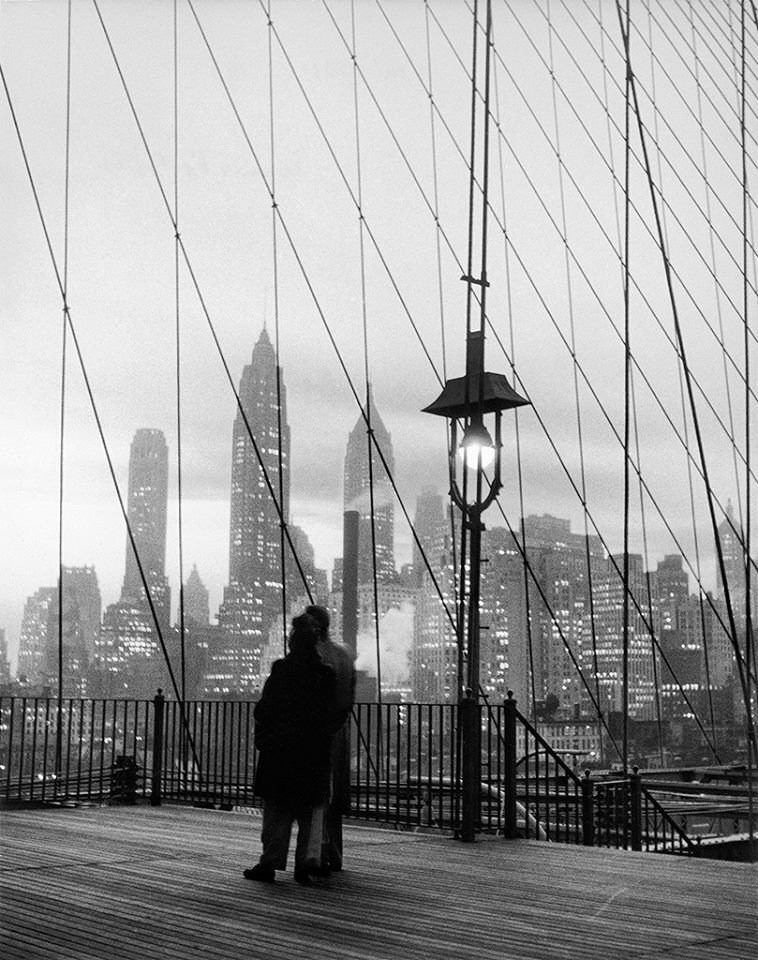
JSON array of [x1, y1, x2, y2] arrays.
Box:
[[459, 422, 496, 470]]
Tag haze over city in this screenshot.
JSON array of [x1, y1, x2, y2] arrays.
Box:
[[2, 0, 753, 672]]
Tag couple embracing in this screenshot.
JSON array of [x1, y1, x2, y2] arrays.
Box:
[[244, 605, 355, 886]]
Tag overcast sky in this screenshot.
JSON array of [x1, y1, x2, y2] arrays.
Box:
[[2, 0, 755, 667]]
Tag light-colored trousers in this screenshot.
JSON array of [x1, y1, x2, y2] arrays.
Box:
[[258, 801, 326, 871]]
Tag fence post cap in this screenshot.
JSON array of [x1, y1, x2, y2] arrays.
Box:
[[506, 690, 514, 700], [584, 769, 591, 779]]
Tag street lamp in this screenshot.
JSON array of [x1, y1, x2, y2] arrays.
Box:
[[422, 0, 530, 842], [423, 329, 528, 842]]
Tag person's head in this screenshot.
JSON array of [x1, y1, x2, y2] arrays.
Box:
[[288, 612, 319, 658], [305, 605, 330, 640]]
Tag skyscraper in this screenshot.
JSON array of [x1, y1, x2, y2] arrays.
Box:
[[716, 500, 756, 631], [591, 553, 657, 720], [0, 628, 10, 686], [215, 327, 290, 692], [183, 565, 210, 626], [480, 526, 530, 705], [17, 587, 57, 686], [412, 554, 458, 702], [343, 389, 395, 585], [120, 428, 170, 629], [92, 430, 170, 697], [17, 569, 101, 694], [61, 565, 102, 661], [521, 515, 604, 717], [412, 487, 448, 585]]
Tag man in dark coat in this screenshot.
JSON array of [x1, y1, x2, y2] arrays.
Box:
[[245, 614, 336, 885], [306, 604, 356, 872]]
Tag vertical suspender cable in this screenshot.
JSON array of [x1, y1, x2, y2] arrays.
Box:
[[492, 21, 537, 724], [2, 53, 202, 769], [631, 374, 665, 765], [456, 0, 481, 706], [741, 0, 755, 845], [593, 0, 624, 764], [640, 4, 664, 766], [267, 0, 288, 655], [621, 0, 632, 776], [680, 0, 719, 751], [425, 0, 460, 626], [547, 0, 602, 731], [425, 0, 448, 383], [615, 1, 757, 763], [451, 0, 481, 830], [173, 0, 187, 703], [687, 0, 746, 529], [349, 0, 384, 713], [55, 0, 73, 791]]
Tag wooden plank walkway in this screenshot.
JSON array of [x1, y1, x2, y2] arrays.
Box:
[[0, 805, 755, 960]]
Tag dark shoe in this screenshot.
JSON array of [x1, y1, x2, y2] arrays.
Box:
[[294, 868, 315, 885], [304, 858, 331, 878], [243, 863, 275, 883]]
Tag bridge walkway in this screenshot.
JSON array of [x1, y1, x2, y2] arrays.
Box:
[[0, 805, 755, 960]]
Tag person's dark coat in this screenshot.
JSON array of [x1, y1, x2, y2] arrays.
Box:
[[253, 652, 336, 811]]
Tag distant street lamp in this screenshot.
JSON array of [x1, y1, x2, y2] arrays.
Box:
[[423, 328, 528, 842]]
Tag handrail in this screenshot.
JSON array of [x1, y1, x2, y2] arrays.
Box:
[[514, 708, 585, 787], [638, 781, 697, 854], [2, 695, 749, 857]]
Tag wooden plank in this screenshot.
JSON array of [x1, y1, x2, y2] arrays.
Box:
[[1, 805, 755, 960]]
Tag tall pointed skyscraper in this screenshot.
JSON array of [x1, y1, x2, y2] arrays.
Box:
[[93, 429, 170, 697], [120, 428, 170, 629], [214, 328, 290, 693], [343, 389, 395, 585]]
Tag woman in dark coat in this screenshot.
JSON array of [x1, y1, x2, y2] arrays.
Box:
[[244, 613, 336, 885]]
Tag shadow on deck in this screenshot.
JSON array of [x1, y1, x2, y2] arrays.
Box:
[[0, 804, 755, 960]]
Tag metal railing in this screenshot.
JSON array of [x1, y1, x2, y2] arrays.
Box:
[[513, 709, 585, 844], [0, 693, 738, 857], [0, 695, 155, 803]]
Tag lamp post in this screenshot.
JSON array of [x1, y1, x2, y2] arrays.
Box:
[[423, 332, 528, 841], [423, 0, 530, 841]]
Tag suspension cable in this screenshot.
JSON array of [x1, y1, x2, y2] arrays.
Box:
[[547, 0, 602, 735], [424, 0, 460, 634], [425, 1, 758, 485], [0, 57, 203, 775], [616, 2, 757, 761], [54, 0, 74, 792], [373, 0, 716, 754], [267, 0, 289, 655], [326, 1, 756, 736], [537, 0, 758, 342], [173, 0, 187, 703], [491, 23, 537, 725], [688, 0, 747, 533], [348, 0, 384, 707], [515, 0, 758, 362], [184, 0, 459, 636], [741, 0, 756, 840], [362, 0, 756, 625], [92, 0, 315, 610]]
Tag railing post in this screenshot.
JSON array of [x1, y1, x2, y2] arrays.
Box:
[[630, 765, 642, 851], [581, 770, 595, 846], [503, 691, 517, 839], [460, 693, 480, 842], [151, 689, 165, 807]]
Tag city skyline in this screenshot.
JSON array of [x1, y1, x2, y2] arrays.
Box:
[[2, 1, 753, 674], [4, 405, 751, 675]]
